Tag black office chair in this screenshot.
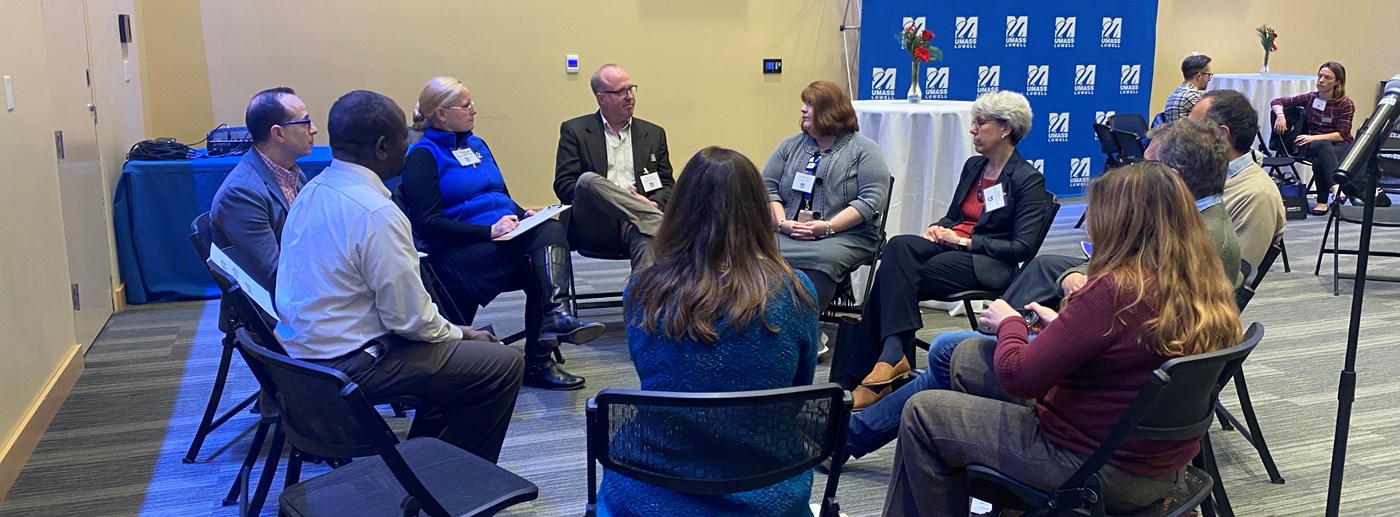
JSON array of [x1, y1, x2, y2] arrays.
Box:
[[1109, 113, 1151, 139], [584, 384, 852, 517], [183, 213, 259, 464], [968, 323, 1264, 517], [824, 175, 896, 322], [1150, 111, 1170, 129], [940, 197, 1061, 330], [1112, 129, 1147, 163], [234, 328, 539, 517]]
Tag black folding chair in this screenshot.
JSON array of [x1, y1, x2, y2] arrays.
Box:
[[183, 213, 259, 464], [824, 175, 896, 322], [941, 196, 1062, 330], [234, 328, 538, 517], [1077, 123, 1125, 228], [559, 208, 632, 313], [1314, 186, 1400, 295], [584, 384, 852, 517], [968, 323, 1265, 517], [1212, 241, 1287, 487], [1262, 107, 1311, 188]]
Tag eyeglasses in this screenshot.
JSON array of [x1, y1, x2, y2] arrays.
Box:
[[1199, 72, 1215, 79], [971, 118, 1002, 129], [279, 115, 313, 127], [444, 101, 475, 111], [599, 84, 639, 97]]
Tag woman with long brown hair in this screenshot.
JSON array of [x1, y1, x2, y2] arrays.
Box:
[[599, 147, 820, 517], [883, 161, 1242, 516], [1270, 61, 1357, 214]]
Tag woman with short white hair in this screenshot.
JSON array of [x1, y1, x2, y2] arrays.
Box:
[[833, 90, 1051, 410]]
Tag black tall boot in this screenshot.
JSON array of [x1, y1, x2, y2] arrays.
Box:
[[532, 244, 606, 345]]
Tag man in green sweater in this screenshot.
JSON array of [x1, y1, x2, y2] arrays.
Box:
[[1190, 89, 1287, 267]]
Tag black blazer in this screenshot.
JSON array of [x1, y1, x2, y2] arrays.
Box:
[[554, 112, 675, 210], [933, 150, 1050, 288]]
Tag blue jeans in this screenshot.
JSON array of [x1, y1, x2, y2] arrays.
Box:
[[846, 329, 1036, 458]]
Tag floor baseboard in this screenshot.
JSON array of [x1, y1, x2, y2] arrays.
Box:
[[0, 344, 84, 502]]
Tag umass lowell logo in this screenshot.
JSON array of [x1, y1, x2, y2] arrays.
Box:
[[1095, 111, 1117, 125], [1074, 65, 1097, 95], [977, 66, 1001, 96], [1029, 159, 1045, 174], [871, 68, 897, 99], [902, 16, 926, 32], [1048, 112, 1070, 143], [1054, 17, 1076, 48], [925, 67, 949, 99], [1070, 157, 1093, 187], [1102, 17, 1123, 48], [1005, 16, 1028, 48], [1121, 65, 1142, 95], [1026, 65, 1049, 96], [955, 16, 979, 48]]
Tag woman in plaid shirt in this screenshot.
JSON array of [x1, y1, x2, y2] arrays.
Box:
[[1271, 61, 1354, 214]]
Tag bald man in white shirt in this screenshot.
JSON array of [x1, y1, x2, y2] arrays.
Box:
[[276, 90, 523, 462]]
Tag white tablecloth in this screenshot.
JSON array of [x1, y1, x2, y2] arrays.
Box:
[[853, 99, 976, 237], [1209, 73, 1318, 182]]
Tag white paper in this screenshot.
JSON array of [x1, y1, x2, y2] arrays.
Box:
[[792, 173, 817, 193], [639, 171, 663, 192], [494, 205, 571, 241], [1312, 97, 1327, 111], [983, 183, 1007, 211], [208, 245, 280, 322], [452, 147, 481, 167]]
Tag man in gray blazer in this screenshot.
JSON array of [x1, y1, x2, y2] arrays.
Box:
[[554, 64, 673, 269], [211, 87, 318, 291]]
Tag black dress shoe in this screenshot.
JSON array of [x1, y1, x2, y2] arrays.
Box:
[[541, 314, 606, 345], [523, 360, 586, 391]]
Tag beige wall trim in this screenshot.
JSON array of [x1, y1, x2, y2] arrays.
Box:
[[0, 345, 84, 503], [112, 283, 127, 314]]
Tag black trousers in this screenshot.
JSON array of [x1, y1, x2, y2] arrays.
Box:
[[1306, 140, 1351, 203], [310, 334, 524, 463], [832, 235, 987, 389], [798, 268, 839, 313], [431, 220, 569, 359]]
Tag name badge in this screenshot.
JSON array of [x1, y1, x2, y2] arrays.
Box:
[[452, 148, 482, 167], [983, 183, 1008, 212], [1321, 116, 1334, 124], [640, 169, 663, 192], [1312, 97, 1327, 111], [793, 173, 817, 193]]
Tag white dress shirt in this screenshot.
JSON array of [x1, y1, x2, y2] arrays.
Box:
[[275, 159, 462, 360], [601, 113, 635, 190]]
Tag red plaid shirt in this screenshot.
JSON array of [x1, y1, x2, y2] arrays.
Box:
[[255, 148, 303, 204], [1271, 92, 1355, 143]]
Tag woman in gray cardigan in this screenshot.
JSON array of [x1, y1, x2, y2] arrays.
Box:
[[763, 80, 891, 312]]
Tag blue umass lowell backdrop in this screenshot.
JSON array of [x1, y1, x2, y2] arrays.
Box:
[[858, 0, 1159, 198]]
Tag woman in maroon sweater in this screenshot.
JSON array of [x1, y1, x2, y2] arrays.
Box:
[[882, 161, 1242, 516]]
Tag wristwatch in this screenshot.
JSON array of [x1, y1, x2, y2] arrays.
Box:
[[959, 237, 971, 250]]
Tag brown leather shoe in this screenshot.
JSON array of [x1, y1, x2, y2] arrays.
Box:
[[853, 385, 893, 411], [860, 357, 911, 387]]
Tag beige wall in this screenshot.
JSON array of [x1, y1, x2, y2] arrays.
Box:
[[0, 0, 81, 469], [189, 0, 849, 207], [137, 0, 213, 143], [1151, 0, 1399, 124]]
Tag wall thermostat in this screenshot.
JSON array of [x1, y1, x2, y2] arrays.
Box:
[[566, 55, 580, 74], [763, 59, 782, 74]]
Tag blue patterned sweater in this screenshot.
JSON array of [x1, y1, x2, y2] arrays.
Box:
[[598, 272, 821, 517]]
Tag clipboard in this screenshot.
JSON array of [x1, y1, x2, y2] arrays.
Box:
[[494, 205, 571, 241]]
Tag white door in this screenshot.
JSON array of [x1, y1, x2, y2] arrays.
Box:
[[42, 0, 115, 352]]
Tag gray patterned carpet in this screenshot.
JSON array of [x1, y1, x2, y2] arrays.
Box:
[[4, 202, 1400, 516]]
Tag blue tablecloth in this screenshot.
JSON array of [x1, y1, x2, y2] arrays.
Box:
[[113, 146, 333, 304]]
